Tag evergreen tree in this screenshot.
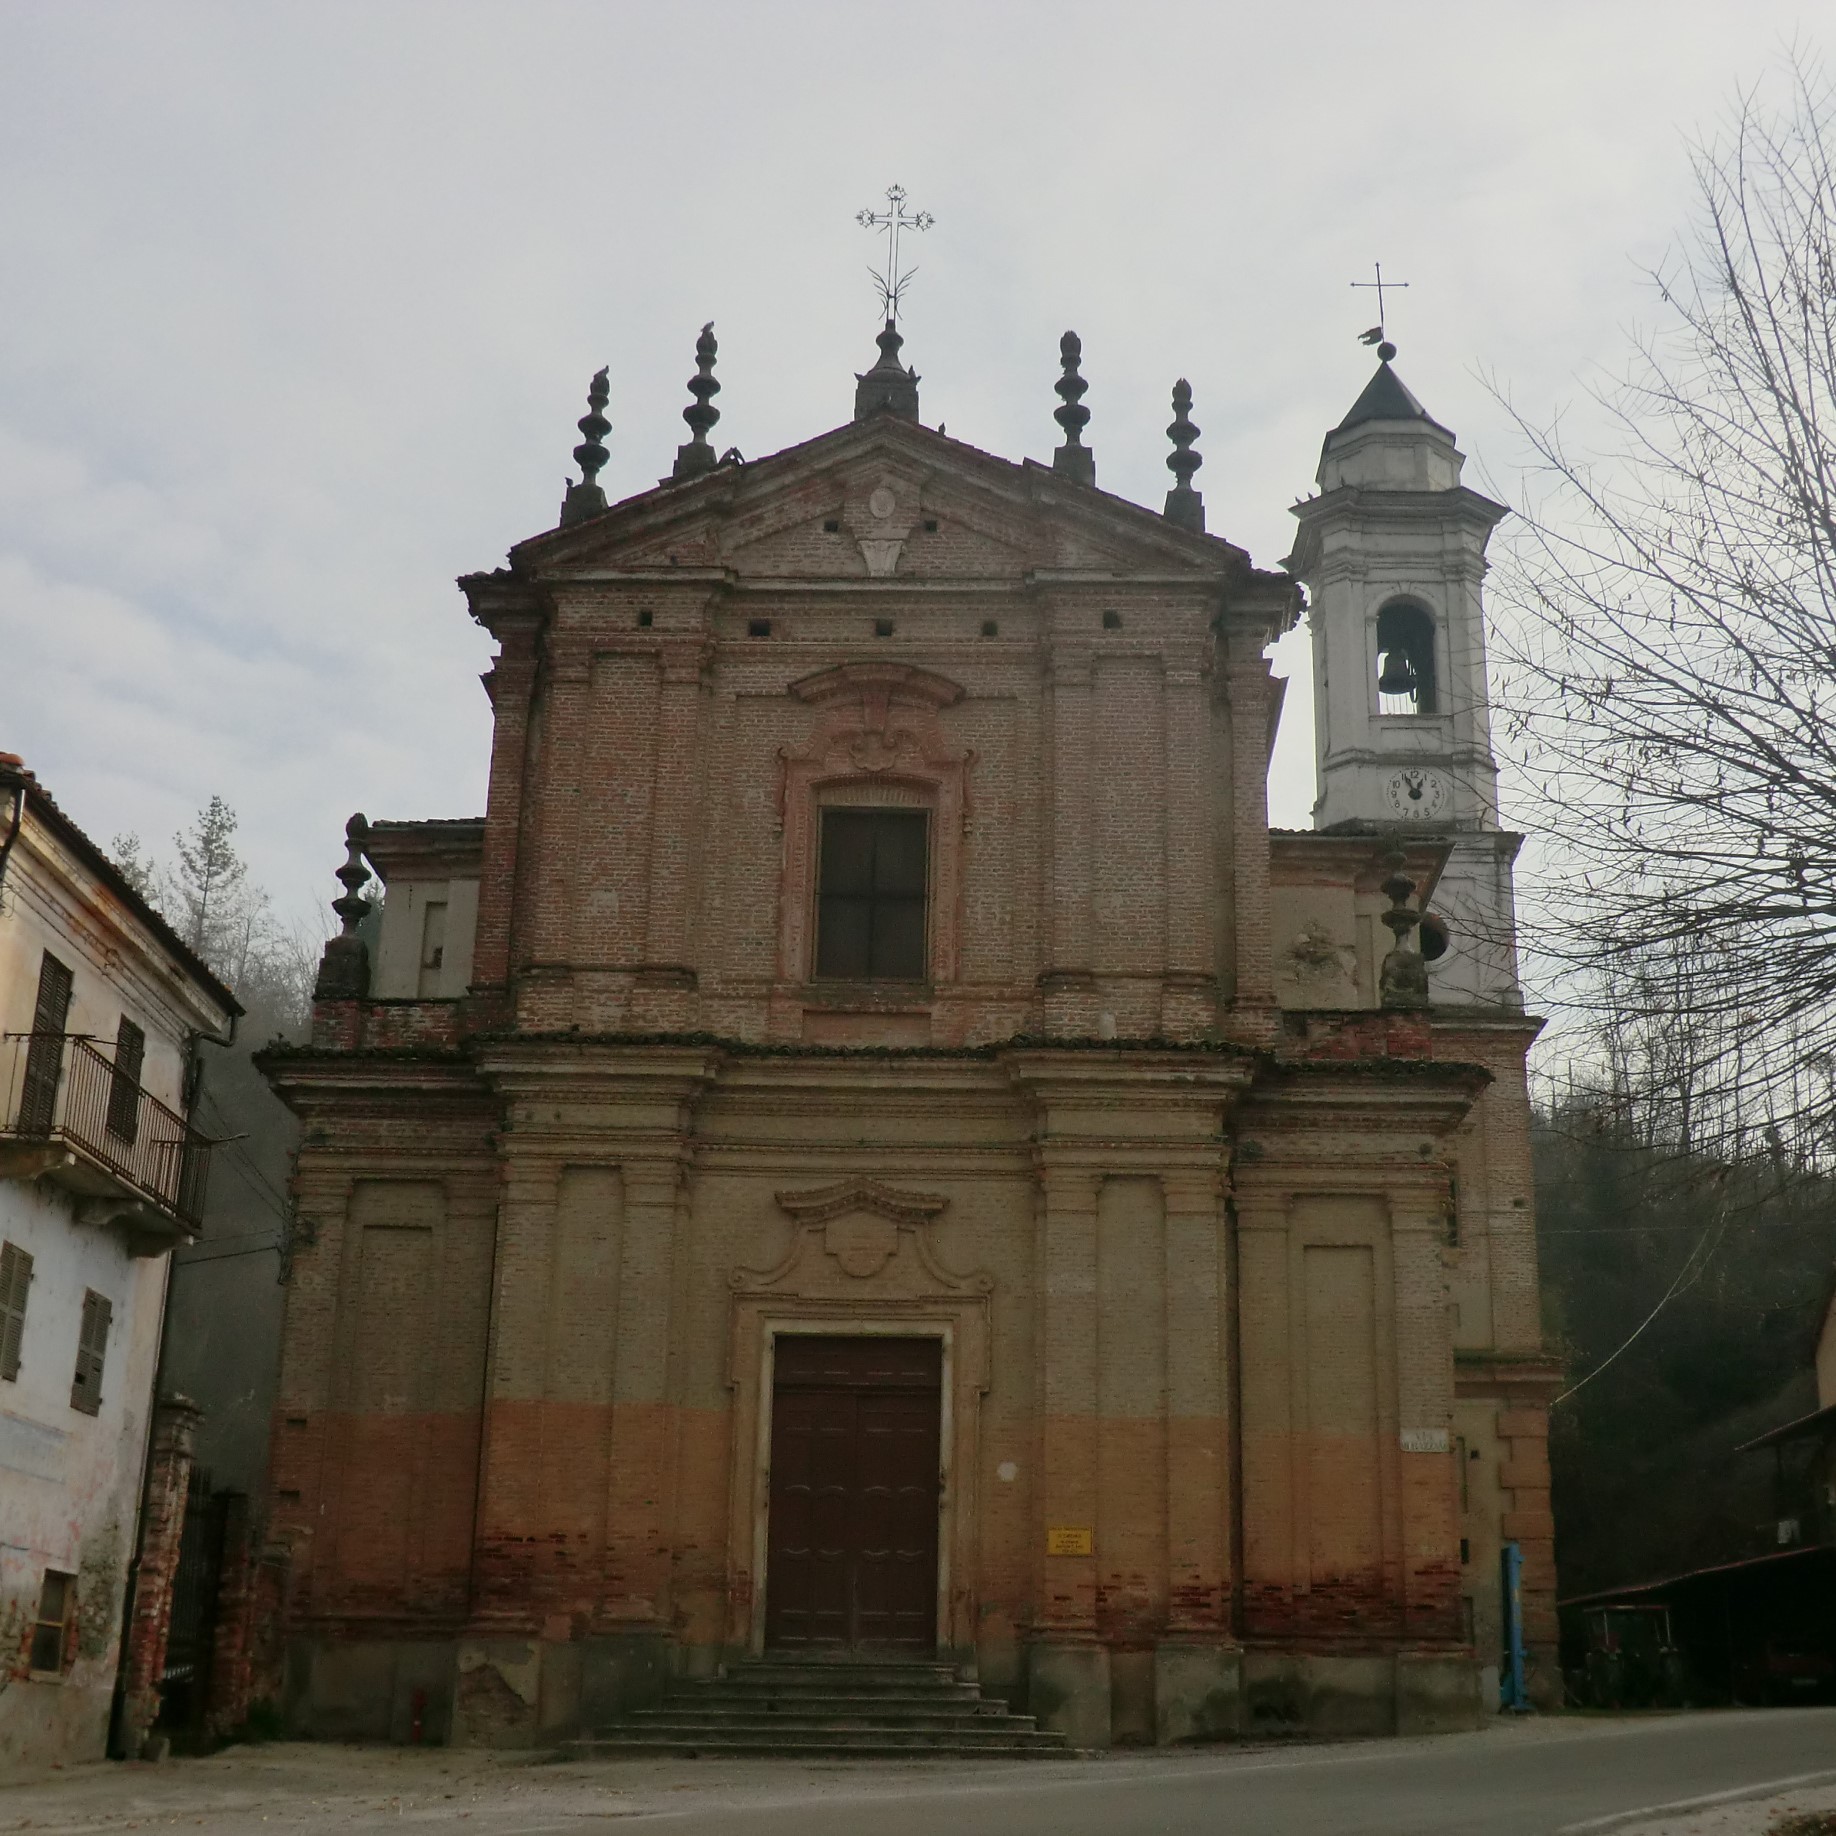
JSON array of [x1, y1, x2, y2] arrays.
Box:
[[170, 794, 250, 967], [109, 831, 161, 904]]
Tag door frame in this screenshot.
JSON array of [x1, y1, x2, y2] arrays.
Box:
[[751, 1318, 954, 1658], [724, 1180, 995, 1663]]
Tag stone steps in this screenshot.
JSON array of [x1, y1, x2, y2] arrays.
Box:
[[570, 1655, 1074, 1760]]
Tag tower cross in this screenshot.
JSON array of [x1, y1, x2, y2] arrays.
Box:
[[1351, 260, 1410, 343], [857, 184, 934, 322]]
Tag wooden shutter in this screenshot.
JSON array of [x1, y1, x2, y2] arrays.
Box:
[[0, 1241, 31, 1382], [70, 1289, 111, 1415], [106, 1016, 145, 1142], [17, 953, 73, 1135]]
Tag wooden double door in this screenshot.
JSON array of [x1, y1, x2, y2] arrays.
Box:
[[764, 1335, 941, 1653]]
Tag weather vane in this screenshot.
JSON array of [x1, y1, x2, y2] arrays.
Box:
[[1352, 260, 1409, 356], [858, 184, 934, 322]]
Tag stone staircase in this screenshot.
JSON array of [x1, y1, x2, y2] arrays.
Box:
[[570, 1655, 1075, 1759]]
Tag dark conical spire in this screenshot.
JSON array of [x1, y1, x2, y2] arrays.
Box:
[[672, 323, 721, 481], [1051, 331, 1095, 486], [854, 319, 921, 421], [1334, 341, 1451, 438], [559, 367, 611, 526], [1162, 378, 1205, 533]]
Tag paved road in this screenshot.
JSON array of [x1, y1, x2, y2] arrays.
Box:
[[6, 1711, 1836, 1836], [575, 1710, 1836, 1836]]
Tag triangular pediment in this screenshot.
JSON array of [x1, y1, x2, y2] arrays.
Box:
[[506, 415, 1256, 585]]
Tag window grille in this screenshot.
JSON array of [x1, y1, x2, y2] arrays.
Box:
[[30, 1570, 73, 1673], [815, 810, 929, 981]]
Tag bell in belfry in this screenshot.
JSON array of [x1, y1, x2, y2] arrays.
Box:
[[1377, 647, 1418, 697]]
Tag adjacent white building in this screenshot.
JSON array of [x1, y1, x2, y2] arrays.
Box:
[[0, 755, 236, 1771]]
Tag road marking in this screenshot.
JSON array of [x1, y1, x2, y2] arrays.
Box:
[[1556, 1766, 1836, 1833]]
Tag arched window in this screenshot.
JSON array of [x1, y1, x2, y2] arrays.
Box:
[[1376, 601, 1437, 715]]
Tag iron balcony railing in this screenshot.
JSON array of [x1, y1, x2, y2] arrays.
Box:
[[0, 1032, 212, 1228]]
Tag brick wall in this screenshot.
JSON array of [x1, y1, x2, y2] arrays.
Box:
[[259, 412, 1556, 1739]]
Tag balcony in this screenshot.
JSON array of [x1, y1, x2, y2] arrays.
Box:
[[0, 1032, 213, 1252]]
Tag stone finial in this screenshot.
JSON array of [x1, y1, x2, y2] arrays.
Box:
[[1377, 840, 1430, 1009], [1051, 331, 1095, 486], [854, 320, 921, 421], [1163, 378, 1205, 533], [559, 367, 611, 527], [672, 323, 721, 481], [313, 813, 373, 1002]]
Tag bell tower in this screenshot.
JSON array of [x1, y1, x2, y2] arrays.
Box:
[[1287, 346, 1523, 1007]]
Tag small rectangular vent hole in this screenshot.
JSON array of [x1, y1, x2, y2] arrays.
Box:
[[748, 618, 772, 638]]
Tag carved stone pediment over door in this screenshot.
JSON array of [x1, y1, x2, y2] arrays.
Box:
[[733, 1176, 993, 1301]]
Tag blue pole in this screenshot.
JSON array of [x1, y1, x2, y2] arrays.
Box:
[[1501, 1540, 1528, 1711]]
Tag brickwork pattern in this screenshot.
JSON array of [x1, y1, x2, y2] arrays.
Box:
[[121, 1396, 201, 1755], [259, 412, 1556, 1741]]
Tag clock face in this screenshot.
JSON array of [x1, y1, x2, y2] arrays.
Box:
[[1385, 767, 1448, 821]]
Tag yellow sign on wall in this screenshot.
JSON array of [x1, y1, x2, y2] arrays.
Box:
[[1045, 1526, 1093, 1557]]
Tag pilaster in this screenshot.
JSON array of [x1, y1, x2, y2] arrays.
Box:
[[1163, 1166, 1231, 1634], [470, 624, 541, 1015], [1033, 1157, 1099, 1633], [601, 1154, 689, 1625], [634, 635, 714, 1028], [1042, 640, 1095, 1035]]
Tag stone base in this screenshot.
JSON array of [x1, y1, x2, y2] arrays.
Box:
[[284, 1637, 457, 1744], [1155, 1642, 1243, 1744], [1242, 1648, 1483, 1738], [1396, 1650, 1485, 1734], [1025, 1641, 1111, 1748], [281, 1634, 1479, 1749], [285, 1634, 681, 1748]]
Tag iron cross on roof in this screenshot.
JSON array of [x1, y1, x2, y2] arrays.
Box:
[[858, 184, 934, 322], [1352, 260, 1410, 354]]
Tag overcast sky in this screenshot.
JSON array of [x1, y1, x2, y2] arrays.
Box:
[[0, 3, 1817, 926]]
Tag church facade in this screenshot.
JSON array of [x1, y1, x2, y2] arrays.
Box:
[[262, 321, 1559, 1748]]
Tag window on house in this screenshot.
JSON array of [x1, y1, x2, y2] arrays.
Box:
[[0, 1241, 32, 1382], [815, 810, 929, 981], [1376, 601, 1437, 714], [417, 901, 449, 998], [29, 1570, 74, 1674], [106, 1017, 145, 1143], [18, 951, 74, 1136], [70, 1290, 111, 1416]]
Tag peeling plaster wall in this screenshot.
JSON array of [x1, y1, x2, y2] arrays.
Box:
[[0, 1178, 164, 1772], [0, 793, 235, 1772]]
